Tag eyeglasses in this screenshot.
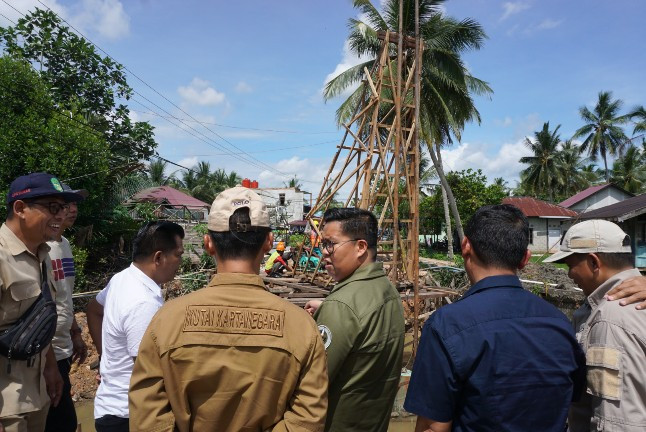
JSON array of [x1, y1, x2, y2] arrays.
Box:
[[320, 238, 360, 255], [28, 201, 70, 216]]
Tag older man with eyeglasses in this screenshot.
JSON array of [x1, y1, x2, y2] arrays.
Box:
[[1, 172, 85, 432], [304, 207, 405, 432]]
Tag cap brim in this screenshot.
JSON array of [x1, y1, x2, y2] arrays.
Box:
[[542, 250, 574, 263], [70, 189, 89, 200]]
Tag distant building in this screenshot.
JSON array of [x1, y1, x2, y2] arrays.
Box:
[[503, 197, 578, 253], [578, 193, 646, 269], [559, 184, 633, 213], [125, 185, 210, 222], [255, 187, 306, 228]]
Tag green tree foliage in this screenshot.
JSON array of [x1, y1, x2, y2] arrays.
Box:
[[0, 8, 156, 166], [422, 169, 507, 234], [573, 91, 631, 181], [173, 161, 241, 204], [519, 122, 563, 202], [611, 145, 646, 193], [0, 56, 110, 218]]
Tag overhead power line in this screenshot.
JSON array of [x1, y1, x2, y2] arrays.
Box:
[[33, 0, 301, 181], [129, 109, 338, 135]]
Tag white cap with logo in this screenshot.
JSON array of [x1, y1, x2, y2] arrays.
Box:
[[208, 186, 270, 232], [543, 219, 632, 263]]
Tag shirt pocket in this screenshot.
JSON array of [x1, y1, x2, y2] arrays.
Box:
[[0, 280, 40, 324], [586, 345, 622, 401]]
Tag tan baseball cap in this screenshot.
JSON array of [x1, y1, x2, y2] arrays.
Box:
[[543, 219, 632, 263], [208, 186, 270, 232]]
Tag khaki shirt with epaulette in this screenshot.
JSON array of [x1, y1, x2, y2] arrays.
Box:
[[0, 223, 51, 417], [129, 272, 328, 432], [569, 268, 646, 431], [313, 262, 405, 432]]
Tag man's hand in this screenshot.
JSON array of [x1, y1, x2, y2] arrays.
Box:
[[304, 300, 323, 316], [44, 347, 63, 407], [605, 276, 646, 309], [71, 333, 88, 364]]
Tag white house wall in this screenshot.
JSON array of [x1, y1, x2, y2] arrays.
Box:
[[572, 188, 632, 213], [527, 217, 573, 253], [256, 188, 305, 225]]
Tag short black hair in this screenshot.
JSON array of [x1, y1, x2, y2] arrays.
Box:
[[464, 204, 529, 271], [322, 207, 378, 259], [132, 221, 185, 262], [596, 252, 635, 270], [209, 208, 271, 260]]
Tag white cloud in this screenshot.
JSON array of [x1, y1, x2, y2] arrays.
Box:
[[322, 39, 367, 100], [257, 156, 330, 191], [500, 1, 531, 22], [177, 78, 226, 106], [440, 140, 532, 183], [234, 81, 253, 93], [0, 0, 130, 40], [177, 157, 198, 169], [535, 18, 563, 30], [495, 116, 513, 127]]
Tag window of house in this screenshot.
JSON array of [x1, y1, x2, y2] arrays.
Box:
[[279, 193, 285, 206]]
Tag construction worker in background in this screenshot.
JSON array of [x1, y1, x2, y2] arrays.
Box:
[[310, 219, 321, 249], [264, 241, 293, 277]]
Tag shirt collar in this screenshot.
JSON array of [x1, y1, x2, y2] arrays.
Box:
[[331, 262, 387, 293], [129, 263, 163, 297], [0, 223, 50, 261], [588, 268, 643, 308], [460, 274, 523, 301], [207, 272, 267, 291]]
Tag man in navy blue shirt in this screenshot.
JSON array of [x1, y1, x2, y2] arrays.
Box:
[[404, 204, 586, 432]]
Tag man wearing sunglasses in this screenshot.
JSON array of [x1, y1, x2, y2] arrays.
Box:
[[1, 172, 84, 432], [44, 183, 89, 432], [304, 207, 405, 432]]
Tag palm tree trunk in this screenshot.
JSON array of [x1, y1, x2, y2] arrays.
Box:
[[428, 141, 465, 242], [603, 156, 609, 182], [441, 184, 454, 260]]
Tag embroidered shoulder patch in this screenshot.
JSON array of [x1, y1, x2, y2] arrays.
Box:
[[183, 305, 284, 337], [318, 324, 332, 349]]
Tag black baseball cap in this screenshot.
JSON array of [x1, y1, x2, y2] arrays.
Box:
[[7, 172, 86, 205]]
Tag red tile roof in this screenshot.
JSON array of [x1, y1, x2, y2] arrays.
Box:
[[130, 186, 209, 209], [503, 197, 578, 218]]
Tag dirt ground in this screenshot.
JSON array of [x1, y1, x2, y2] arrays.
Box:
[[70, 312, 100, 400]]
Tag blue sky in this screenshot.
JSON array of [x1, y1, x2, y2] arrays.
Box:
[[2, 0, 645, 193]]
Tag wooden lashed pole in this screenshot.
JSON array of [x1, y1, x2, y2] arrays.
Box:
[[412, 0, 421, 360]]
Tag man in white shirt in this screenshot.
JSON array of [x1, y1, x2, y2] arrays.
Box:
[[86, 221, 184, 432], [45, 183, 89, 432]]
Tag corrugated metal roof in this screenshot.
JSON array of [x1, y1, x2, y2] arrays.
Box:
[[559, 184, 633, 208], [130, 186, 210, 208], [578, 193, 646, 221], [503, 197, 578, 218]]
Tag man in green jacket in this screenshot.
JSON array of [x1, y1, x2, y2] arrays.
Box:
[[305, 208, 404, 432]]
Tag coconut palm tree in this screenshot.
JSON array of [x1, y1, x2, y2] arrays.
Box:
[[572, 91, 631, 181], [519, 122, 563, 202], [611, 145, 645, 193], [557, 140, 590, 200], [324, 0, 491, 240], [147, 159, 176, 186]]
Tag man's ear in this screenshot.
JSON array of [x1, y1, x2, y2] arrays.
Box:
[[518, 249, 532, 270], [262, 231, 274, 254], [461, 236, 471, 259], [12, 200, 27, 219], [589, 253, 602, 273], [203, 234, 216, 257], [153, 250, 163, 265], [356, 239, 369, 259]]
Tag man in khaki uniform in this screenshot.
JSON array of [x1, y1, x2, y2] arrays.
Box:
[[544, 220, 646, 431], [304, 208, 404, 432], [1, 172, 84, 432], [129, 186, 328, 432]]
